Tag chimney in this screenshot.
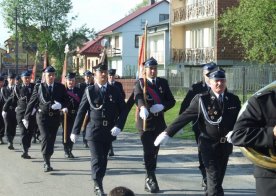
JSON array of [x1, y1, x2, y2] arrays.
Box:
[[149, 0, 155, 5]]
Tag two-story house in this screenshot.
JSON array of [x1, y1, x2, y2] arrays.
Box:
[[171, 0, 244, 67], [77, 0, 169, 77]]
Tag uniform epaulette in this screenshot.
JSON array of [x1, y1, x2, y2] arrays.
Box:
[[254, 90, 272, 98]]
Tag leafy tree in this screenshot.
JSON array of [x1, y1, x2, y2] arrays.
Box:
[[219, 0, 276, 64]]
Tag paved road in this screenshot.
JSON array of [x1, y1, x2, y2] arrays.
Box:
[[0, 129, 256, 196]]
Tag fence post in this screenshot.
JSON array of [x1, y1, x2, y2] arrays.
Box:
[[242, 66, 246, 103]]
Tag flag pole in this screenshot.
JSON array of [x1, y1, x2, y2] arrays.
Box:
[[142, 21, 148, 131]]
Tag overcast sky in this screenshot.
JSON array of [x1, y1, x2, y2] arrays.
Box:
[[0, 0, 144, 47]]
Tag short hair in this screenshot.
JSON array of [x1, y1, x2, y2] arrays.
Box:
[[109, 186, 135, 196]]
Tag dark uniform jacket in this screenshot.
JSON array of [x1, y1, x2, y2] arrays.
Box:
[[134, 77, 175, 132], [110, 81, 126, 100], [4, 83, 35, 118], [24, 82, 68, 121], [231, 88, 276, 178], [72, 83, 127, 142], [65, 87, 82, 117], [166, 89, 241, 150], [179, 80, 209, 114], [1, 86, 15, 112]]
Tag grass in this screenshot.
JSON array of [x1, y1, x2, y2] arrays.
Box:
[[123, 101, 195, 140]]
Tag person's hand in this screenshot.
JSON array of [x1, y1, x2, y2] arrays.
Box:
[[111, 127, 121, 136], [273, 126, 276, 138], [154, 132, 170, 146], [226, 131, 233, 143], [70, 133, 78, 143], [51, 101, 62, 110], [22, 119, 29, 129], [1, 111, 7, 119], [31, 108, 36, 116], [62, 108, 68, 113], [139, 106, 149, 120], [150, 104, 164, 114]]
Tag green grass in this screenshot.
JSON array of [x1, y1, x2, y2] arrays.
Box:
[[123, 101, 195, 140]]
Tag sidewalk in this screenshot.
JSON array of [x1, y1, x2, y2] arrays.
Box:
[[0, 130, 256, 196]]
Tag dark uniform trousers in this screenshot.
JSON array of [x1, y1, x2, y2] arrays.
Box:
[[134, 78, 175, 173], [2, 86, 17, 144], [179, 81, 209, 179], [231, 88, 276, 196], [24, 82, 68, 164], [166, 89, 241, 196], [0, 93, 5, 139], [71, 84, 127, 187], [61, 87, 81, 153]]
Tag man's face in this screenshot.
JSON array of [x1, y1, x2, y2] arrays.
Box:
[[8, 78, 15, 86], [66, 78, 75, 89], [95, 70, 107, 85], [145, 66, 157, 79], [45, 72, 55, 84], [209, 78, 226, 94], [21, 76, 30, 85], [84, 75, 93, 83], [108, 75, 115, 82]]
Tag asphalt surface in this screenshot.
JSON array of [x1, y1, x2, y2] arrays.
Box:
[[0, 129, 256, 196]]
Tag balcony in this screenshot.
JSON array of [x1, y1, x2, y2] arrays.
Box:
[[172, 47, 214, 65], [106, 47, 122, 58], [172, 0, 215, 24]]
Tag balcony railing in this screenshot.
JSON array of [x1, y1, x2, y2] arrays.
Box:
[[172, 47, 214, 64], [106, 47, 122, 57], [173, 0, 215, 23]]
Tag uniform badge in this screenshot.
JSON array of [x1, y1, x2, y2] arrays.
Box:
[[211, 96, 215, 100], [109, 95, 113, 101], [96, 104, 99, 107], [159, 86, 163, 93], [214, 111, 218, 115], [210, 116, 214, 120]]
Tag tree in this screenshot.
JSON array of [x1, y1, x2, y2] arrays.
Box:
[[128, 0, 149, 14], [219, 0, 276, 64]]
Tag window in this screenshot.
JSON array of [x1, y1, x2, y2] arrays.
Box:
[[135, 35, 141, 48], [159, 14, 169, 22], [115, 36, 119, 49]]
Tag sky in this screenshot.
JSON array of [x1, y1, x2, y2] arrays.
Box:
[[0, 0, 144, 48]]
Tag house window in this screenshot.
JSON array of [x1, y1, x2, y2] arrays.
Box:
[[87, 59, 90, 70], [159, 14, 169, 22], [135, 35, 141, 48], [115, 36, 119, 49]]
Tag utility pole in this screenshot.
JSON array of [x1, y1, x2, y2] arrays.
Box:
[[15, 7, 19, 74]]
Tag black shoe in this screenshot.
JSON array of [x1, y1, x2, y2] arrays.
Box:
[[64, 152, 70, 158], [32, 138, 37, 143], [8, 143, 14, 150], [68, 151, 75, 158], [44, 164, 53, 172], [21, 152, 31, 159], [0, 138, 4, 145], [83, 142, 89, 148], [145, 177, 160, 193], [108, 151, 114, 157]]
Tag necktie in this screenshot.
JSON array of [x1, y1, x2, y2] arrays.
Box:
[[218, 94, 223, 105], [48, 85, 52, 96], [152, 80, 156, 87], [100, 86, 106, 97]]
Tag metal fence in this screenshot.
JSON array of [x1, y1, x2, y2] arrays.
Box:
[[166, 66, 276, 103]]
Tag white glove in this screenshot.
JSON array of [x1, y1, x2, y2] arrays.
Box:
[[154, 131, 170, 146], [111, 127, 121, 136], [150, 104, 164, 114], [51, 101, 62, 110], [31, 108, 37, 116], [139, 106, 149, 120], [62, 108, 68, 113], [1, 111, 7, 119], [226, 131, 233, 143], [22, 119, 29, 129], [70, 133, 79, 143]]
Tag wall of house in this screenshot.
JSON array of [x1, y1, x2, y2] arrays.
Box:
[[114, 1, 170, 76]]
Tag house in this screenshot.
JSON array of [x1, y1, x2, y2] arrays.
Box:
[[171, 0, 245, 67], [77, 0, 170, 77]]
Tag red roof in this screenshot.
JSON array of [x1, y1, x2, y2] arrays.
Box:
[[98, 0, 168, 35], [78, 36, 103, 55]]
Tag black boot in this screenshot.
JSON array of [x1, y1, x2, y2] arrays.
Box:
[[108, 143, 114, 157], [64, 146, 70, 158], [83, 139, 88, 148], [21, 148, 31, 159], [202, 177, 207, 191], [94, 180, 104, 196], [145, 171, 159, 193], [8, 142, 14, 150], [43, 155, 53, 172], [68, 148, 75, 158]]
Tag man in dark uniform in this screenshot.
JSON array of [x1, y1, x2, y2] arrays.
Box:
[[4, 71, 36, 158], [61, 72, 81, 158], [32, 78, 42, 144], [15, 75, 21, 86], [155, 69, 241, 196], [134, 57, 176, 193], [179, 62, 217, 189], [228, 81, 276, 196], [23, 66, 68, 172], [0, 75, 5, 144], [108, 68, 126, 156], [70, 62, 127, 196], [1, 73, 17, 150], [76, 70, 94, 148]]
